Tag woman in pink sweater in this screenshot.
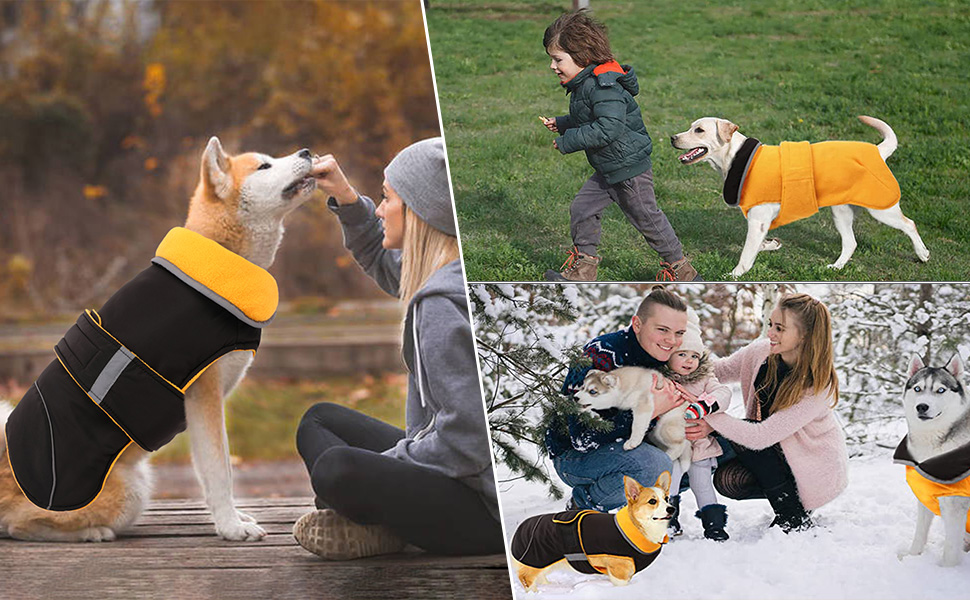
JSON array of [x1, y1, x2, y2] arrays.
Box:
[[685, 294, 848, 532]]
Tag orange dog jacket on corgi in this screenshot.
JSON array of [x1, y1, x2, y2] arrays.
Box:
[[723, 139, 900, 230]]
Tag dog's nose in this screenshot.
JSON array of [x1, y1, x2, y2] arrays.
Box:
[[666, 505, 675, 515], [298, 149, 312, 160], [670, 135, 676, 145], [916, 403, 929, 414]]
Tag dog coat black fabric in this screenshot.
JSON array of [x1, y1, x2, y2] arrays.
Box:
[[894, 437, 970, 532], [5, 227, 278, 511], [510, 507, 664, 575]]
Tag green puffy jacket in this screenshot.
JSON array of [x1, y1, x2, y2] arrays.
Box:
[[554, 61, 652, 185]]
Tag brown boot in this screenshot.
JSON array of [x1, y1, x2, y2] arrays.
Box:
[[656, 256, 699, 282], [544, 247, 601, 281]]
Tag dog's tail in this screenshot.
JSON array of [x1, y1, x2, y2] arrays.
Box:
[[858, 115, 897, 161]]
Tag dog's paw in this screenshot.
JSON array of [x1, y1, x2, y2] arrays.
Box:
[[622, 440, 638, 451], [760, 238, 782, 252], [81, 526, 116, 542], [826, 261, 848, 270], [727, 268, 745, 279], [216, 518, 266, 542], [917, 247, 930, 262]]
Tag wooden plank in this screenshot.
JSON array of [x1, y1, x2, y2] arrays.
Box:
[[0, 497, 513, 600]]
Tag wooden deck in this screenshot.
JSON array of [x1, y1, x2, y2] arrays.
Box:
[[0, 497, 513, 599]]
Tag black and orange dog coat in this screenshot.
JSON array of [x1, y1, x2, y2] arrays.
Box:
[[511, 507, 665, 576], [723, 138, 900, 230], [894, 437, 970, 533], [5, 228, 277, 511]]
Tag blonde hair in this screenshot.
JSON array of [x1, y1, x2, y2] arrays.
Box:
[[398, 205, 460, 307], [757, 294, 839, 413]]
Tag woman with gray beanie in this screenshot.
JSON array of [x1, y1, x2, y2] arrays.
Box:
[[292, 138, 503, 560]]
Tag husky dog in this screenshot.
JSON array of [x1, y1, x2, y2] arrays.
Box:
[[894, 354, 970, 567], [575, 368, 692, 488], [0, 137, 316, 542]]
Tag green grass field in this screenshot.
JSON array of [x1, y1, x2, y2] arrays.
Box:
[[429, 0, 970, 281]]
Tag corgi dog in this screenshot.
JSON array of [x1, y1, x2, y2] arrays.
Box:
[[0, 137, 316, 542], [511, 473, 672, 590]]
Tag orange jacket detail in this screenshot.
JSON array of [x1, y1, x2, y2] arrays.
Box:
[[738, 141, 900, 230]]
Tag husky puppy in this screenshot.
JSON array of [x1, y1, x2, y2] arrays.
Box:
[[0, 137, 316, 542], [575, 368, 692, 486], [511, 473, 672, 590], [894, 354, 970, 566]]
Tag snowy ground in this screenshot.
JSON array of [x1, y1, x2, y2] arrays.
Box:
[[496, 452, 970, 599]]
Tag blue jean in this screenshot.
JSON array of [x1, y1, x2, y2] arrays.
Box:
[[552, 442, 673, 511]]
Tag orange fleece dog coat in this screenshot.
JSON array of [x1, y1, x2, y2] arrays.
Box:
[[724, 140, 900, 230], [894, 436, 970, 533]]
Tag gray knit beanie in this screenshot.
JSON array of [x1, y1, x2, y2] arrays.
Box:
[[384, 137, 456, 237]]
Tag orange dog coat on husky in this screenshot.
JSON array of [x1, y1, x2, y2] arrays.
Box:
[[724, 140, 900, 230]]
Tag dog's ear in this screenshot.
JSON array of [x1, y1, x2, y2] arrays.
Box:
[[716, 119, 738, 144], [909, 355, 925, 378], [202, 136, 233, 201], [624, 476, 643, 503], [654, 470, 671, 495], [946, 353, 964, 380], [602, 373, 617, 388]]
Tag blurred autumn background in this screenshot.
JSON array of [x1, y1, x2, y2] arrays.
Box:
[[0, 0, 440, 487], [0, 0, 439, 317]]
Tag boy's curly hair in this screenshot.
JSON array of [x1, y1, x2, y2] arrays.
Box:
[[543, 9, 613, 67]]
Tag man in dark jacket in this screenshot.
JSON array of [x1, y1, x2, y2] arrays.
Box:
[[546, 289, 688, 511]]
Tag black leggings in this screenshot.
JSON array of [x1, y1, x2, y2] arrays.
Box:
[[295, 402, 504, 555], [713, 441, 797, 501]]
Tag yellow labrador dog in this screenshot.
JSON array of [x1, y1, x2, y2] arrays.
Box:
[[671, 116, 929, 277]]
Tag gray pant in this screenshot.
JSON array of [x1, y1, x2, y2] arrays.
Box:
[[688, 456, 719, 509], [569, 169, 683, 262]]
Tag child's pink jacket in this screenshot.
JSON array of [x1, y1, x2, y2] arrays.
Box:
[[682, 375, 731, 461], [708, 339, 848, 511]]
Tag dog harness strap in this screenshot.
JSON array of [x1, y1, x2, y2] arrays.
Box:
[[722, 137, 762, 206], [778, 141, 819, 225]]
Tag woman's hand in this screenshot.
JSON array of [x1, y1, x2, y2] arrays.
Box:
[[650, 374, 686, 418], [538, 116, 558, 133], [685, 418, 714, 441], [312, 154, 357, 205]]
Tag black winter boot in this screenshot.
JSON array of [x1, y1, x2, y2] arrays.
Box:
[[696, 504, 730, 541], [667, 494, 683, 537], [764, 480, 813, 533]]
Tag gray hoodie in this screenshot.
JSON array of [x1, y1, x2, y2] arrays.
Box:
[[328, 196, 499, 521]]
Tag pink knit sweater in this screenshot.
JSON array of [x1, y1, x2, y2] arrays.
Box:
[[707, 339, 848, 510]]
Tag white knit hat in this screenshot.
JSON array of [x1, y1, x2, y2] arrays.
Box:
[[678, 307, 704, 355]]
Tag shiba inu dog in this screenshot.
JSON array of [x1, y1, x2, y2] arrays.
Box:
[[894, 354, 970, 567], [575, 367, 692, 485], [511, 473, 672, 590], [0, 137, 316, 542], [670, 116, 929, 278]]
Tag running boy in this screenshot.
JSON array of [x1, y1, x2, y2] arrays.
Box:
[[539, 10, 698, 281]]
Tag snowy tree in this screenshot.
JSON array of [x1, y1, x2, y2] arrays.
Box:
[[827, 283, 970, 454]]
